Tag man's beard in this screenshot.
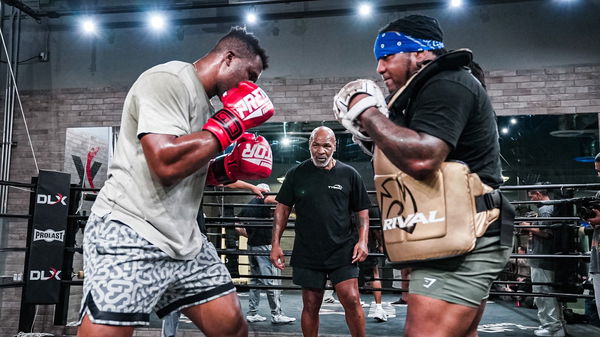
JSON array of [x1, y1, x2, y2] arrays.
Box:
[[311, 152, 333, 168]]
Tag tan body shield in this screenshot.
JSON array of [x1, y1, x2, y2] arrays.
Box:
[[374, 150, 499, 263]]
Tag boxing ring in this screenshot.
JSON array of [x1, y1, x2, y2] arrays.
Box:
[[2, 174, 599, 334]]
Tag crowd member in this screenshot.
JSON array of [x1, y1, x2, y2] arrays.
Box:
[[77, 26, 274, 337], [521, 188, 566, 336], [334, 14, 514, 337], [584, 153, 600, 323], [322, 281, 338, 304], [235, 183, 296, 324], [270, 126, 372, 337], [390, 268, 410, 305]]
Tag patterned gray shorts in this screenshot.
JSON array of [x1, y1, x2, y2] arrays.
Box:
[[77, 213, 235, 326]]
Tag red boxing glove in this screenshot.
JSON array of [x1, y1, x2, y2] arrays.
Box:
[[205, 133, 273, 186], [203, 81, 275, 151]]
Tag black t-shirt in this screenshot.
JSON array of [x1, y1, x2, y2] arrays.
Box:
[[276, 160, 371, 269], [238, 197, 272, 246], [390, 68, 503, 188]]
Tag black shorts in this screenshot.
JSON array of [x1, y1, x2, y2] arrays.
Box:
[[292, 264, 359, 289]]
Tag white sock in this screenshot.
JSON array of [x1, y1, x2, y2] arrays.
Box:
[[375, 303, 383, 310]]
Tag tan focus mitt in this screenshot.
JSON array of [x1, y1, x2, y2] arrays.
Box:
[[373, 147, 500, 264]]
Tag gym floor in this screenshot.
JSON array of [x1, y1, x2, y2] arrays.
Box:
[[145, 291, 600, 336]]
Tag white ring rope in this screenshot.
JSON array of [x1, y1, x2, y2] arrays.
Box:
[[0, 24, 39, 173]]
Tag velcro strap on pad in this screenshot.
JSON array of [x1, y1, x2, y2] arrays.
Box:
[[475, 190, 502, 212]]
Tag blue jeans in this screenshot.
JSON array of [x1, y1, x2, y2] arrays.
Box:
[[161, 310, 179, 337], [248, 244, 282, 318]]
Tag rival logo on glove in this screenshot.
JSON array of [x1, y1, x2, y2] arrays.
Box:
[[241, 142, 272, 168], [232, 87, 274, 120]]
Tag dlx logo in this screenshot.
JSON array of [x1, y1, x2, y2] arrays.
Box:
[[36, 193, 67, 206], [30, 268, 61, 281]]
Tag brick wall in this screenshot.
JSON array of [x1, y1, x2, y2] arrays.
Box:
[[487, 65, 600, 116], [0, 63, 598, 336]]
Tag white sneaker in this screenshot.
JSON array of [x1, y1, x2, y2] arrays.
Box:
[[372, 306, 388, 322], [246, 314, 267, 322], [323, 295, 338, 303], [271, 314, 296, 324], [533, 327, 565, 337]]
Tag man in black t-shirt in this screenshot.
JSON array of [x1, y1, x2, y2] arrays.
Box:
[[334, 15, 514, 337], [583, 153, 600, 325], [235, 184, 295, 325], [270, 126, 372, 337]]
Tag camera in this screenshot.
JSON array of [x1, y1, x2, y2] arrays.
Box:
[[575, 197, 600, 220]]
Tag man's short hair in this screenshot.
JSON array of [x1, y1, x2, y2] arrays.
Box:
[[213, 26, 269, 70], [528, 189, 548, 197], [528, 182, 551, 196], [595, 152, 600, 162]]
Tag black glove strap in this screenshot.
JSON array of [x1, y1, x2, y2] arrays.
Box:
[[211, 109, 244, 142], [211, 155, 235, 185]]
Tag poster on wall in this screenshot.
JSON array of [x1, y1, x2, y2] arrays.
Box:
[[63, 127, 118, 213]]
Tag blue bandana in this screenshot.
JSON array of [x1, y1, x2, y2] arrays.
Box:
[[374, 32, 444, 60]]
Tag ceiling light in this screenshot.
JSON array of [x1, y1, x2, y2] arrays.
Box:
[[358, 3, 372, 16], [81, 17, 97, 35], [281, 137, 291, 147], [510, 118, 517, 125], [449, 0, 463, 8], [148, 12, 166, 32], [246, 12, 258, 24], [501, 127, 509, 134]]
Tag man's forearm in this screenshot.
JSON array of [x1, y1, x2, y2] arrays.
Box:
[[141, 132, 220, 186], [357, 209, 370, 244], [359, 108, 449, 180], [272, 204, 291, 246], [226, 180, 253, 190]]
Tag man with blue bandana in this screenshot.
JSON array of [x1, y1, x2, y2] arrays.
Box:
[[334, 15, 515, 337]]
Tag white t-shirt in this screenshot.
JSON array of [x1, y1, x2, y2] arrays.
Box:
[[92, 61, 213, 260]]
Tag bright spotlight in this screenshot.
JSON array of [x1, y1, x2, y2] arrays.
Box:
[[148, 12, 166, 31], [358, 3, 372, 16], [246, 12, 257, 24], [281, 137, 291, 147], [510, 118, 517, 125], [501, 127, 509, 135], [81, 17, 97, 35], [450, 0, 463, 8]]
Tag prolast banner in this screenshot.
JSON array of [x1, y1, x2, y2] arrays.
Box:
[[24, 170, 71, 304]]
